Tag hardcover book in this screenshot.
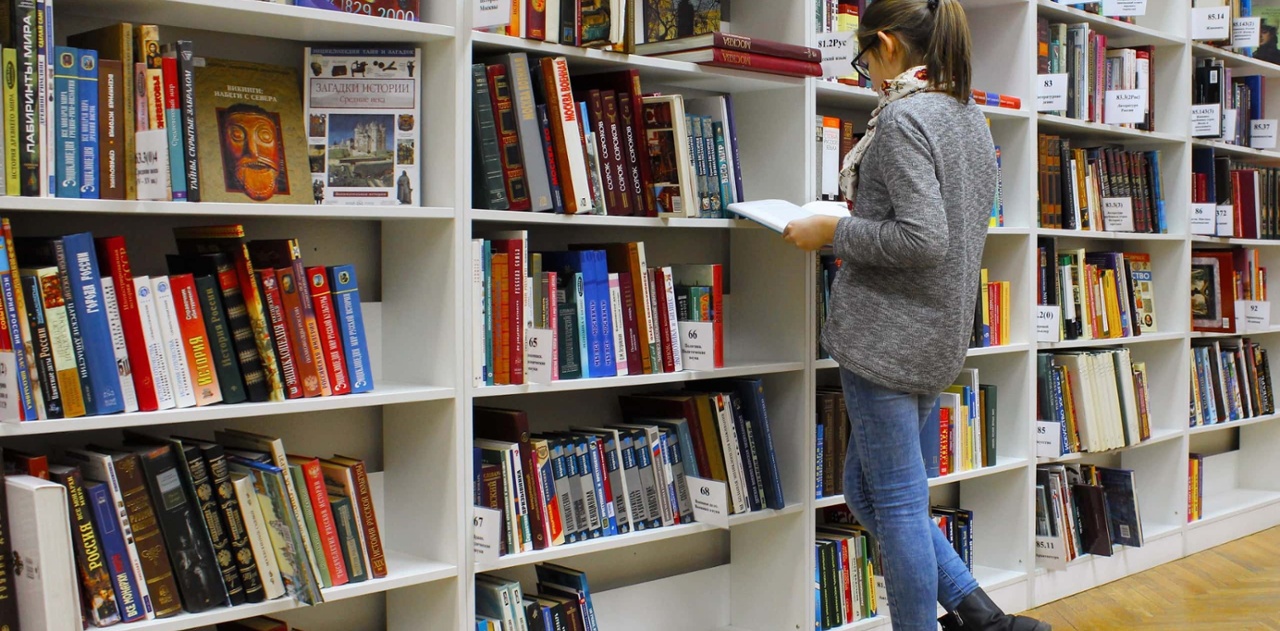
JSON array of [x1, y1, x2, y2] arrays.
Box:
[[192, 58, 311, 204], [7, 475, 82, 631], [48, 464, 121, 627], [304, 47, 420, 206], [85, 480, 147, 622], [328, 265, 373, 393]]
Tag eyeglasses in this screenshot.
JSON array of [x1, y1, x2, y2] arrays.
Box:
[[851, 41, 875, 82]]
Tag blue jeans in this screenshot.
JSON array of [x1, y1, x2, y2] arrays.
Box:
[[840, 368, 979, 630]]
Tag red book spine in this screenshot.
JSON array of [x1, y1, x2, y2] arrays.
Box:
[[623, 74, 658, 217], [492, 254, 510, 385], [257, 270, 300, 399], [712, 32, 822, 62], [701, 49, 822, 78], [276, 267, 324, 397], [587, 90, 627, 215], [526, 0, 546, 40], [839, 538, 853, 623], [709, 265, 724, 368], [652, 269, 675, 373], [305, 267, 351, 396], [299, 458, 349, 586], [546, 271, 559, 378], [161, 56, 179, 112], [170, 274, 221, 406], [939, 407, 951, 476], [345, 459, 387, 578], [95, 236, 158, 411], [498, 240, 525, 385], [617, 271, 642, 374]]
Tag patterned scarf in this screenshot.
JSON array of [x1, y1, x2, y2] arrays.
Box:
[[838, 65, 931, 202]]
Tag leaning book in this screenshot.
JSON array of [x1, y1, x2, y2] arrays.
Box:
[[304, 47, 421, 206], [193, 58, 312, 204]]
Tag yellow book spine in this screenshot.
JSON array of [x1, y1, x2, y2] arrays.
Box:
[[1000, 281, 1011, 345], [2, 48, 17, 196], [979, 268, 990, 344]]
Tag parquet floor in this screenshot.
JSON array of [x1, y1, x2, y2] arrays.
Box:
[[1025, 527, 1280, 630]]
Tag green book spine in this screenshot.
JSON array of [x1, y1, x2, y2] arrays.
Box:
[[289, 465, 331, 588], [328, 494, 368, 583], [194, 274, 246, 404]]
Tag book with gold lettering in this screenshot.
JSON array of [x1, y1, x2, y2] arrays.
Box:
[[193, 58, 311, 204]]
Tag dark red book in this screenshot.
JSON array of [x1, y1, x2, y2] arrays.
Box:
[[616, 271, 642, 374], [95, 236, 157, 410], [665, 48, 822, 78], [582, 89, 629, 215], [573, 71, 657, 216], [276, 266, 324, 398], [3, 448, 48, 478], [652, 268, 675, 373], [257, 269, 301, 399], [640, 32, 823, 62], [526, 0, 546, 40], [306, 266, 351, 396]]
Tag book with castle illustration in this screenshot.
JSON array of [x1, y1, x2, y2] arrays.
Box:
[[304, 47, 421, 206], [193, 58, 312, 204]]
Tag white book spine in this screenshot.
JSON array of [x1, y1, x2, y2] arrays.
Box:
[[99, 277, 139, 413], [715, 393, 750, 513], [548, 58, 593, 213], [608, 273, 628, 376], [133, 276, 176, 410], [545, 0, 560, 44], [646, 427, 674, 526], [821, 120, 839, 199], [662, 267, 682, 372], [232, 474, 286, 600], [472, 240, 486, 388], [150, 276, 196, 408], [509, 446, 532, 553], [7, 476, 82, 631]]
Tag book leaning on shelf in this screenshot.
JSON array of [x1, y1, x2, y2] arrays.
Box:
[[1036, 348, 1152, 457], [1191, 337, 1276, 428], [1036, 239, 1159, 342], [471, 53, 744, 218], [476, 563, 599, 631], [472, 234, 722, 387], [1035, 464, 1143, 570], [473, 378, 784, 557], [1036, 135, 1166, 232], [0, 436, 387, 630], [0, 222, 372, 423]]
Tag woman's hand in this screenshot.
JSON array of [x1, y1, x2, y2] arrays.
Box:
[[783, 215, 840, 251]]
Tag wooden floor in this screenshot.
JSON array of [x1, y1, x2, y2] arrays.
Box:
[[1025, 527, 1280, 630]]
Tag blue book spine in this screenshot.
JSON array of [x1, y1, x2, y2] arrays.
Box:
[[815, 425, 824, 499], [77, 49, 98, 199], [577, 440, 602, 539], [585, 438, 616, 536], [329, 265, 373, 393], [738, 379, 786, 509], [657, 433, 681, 522], [922, 403, 942, 479], [590, 251, 616, 377], [578, 252, 605, 377], [630, 433, 661, 529], [1050, 367, 1070, 454], [675, 423, 699, 480], [164, 103, 185, 200], [54, 46, 79, 199], [60, 232, 124, 414], [482, 241, 493, 386], [814, 545, 822, 629], [1147, 151, 1166, 233], [87, 481, 147, 622], [0, 238, 37, 420]]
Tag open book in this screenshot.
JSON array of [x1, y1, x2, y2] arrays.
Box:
[[727, 199, 850, 233]]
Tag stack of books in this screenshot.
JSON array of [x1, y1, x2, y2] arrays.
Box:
[[477, 564, 597, 631], [1037, 241, 1160, 341], [474, 378, 784, 557], [0, 223, 373, 423], [1037, 348, 1153, 456], [1036, 464, 1143, 568], [1192, 338, 1276, 427], [472, 54, 744, 217], [816, 1, 863, 87], [637, 33, 822, 77], [2, 432, 386, 629], [1037, 20, 1154, 129]]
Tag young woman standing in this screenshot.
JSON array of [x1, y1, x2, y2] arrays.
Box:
[[783, 0, 1051, 629]]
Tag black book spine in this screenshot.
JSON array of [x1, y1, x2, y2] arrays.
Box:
[[174, 40, 199, 202], [51, 465, 121, 627], [0, 450, 14, 628], [328, 494, 368, 583], [14, 0, 37, 196], [201, 444, 265, 602], [727, 393, 764, 512], [180, 444, 245, 606], [472, 63, 508, 210], [21, 273, 62, 418], [136, 445, 225, 613], [194, 275, 247, 404], [210, 255, 270, 402]]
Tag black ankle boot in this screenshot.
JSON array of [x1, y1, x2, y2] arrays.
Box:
[[937, 588, 1051, 631]]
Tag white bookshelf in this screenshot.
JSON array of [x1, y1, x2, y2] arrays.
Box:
[[11, 0, 1280, 630]]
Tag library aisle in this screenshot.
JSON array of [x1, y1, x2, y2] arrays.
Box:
[[1026, 527, 1280, 630]]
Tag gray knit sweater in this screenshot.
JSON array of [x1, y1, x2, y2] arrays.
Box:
[[820, 92, 997, 395]]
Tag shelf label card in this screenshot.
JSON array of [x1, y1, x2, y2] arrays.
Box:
[[1191, 103, 1222, 138], [1193, 6, 1231, 40], [525, 327, 554, 384], [1240, 300, 1271, 332], [1222, 109, 1239, 141], [1252, 119, 1278, 149], [474, 0, 512, 28], [818, 31, 856, 79], [1036, 305, 1062, 343], [1233, 17, 1262, 48], [688, 476, 730, 528], [1036, 535, 1070, 570], [1104, 89, 1147, 124], [1036, 421, 1064, 458], [473, 506, 503, 564], [1217, 204, 1235, 236], [1037, 74, 1069, 112], [1103, 0, 1146, 16], [1190, 203, 1218, 235], [1101, 197, 1135, 232], [678, 321, 717, 370]]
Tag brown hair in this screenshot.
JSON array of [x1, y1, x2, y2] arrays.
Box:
[[857, 0, 972, 103]]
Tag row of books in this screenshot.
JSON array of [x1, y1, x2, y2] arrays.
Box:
[[1193, 59, 1265, 145], [0, 223, 373, 423], [815, 370, 998, 499], [816, 1, 864, 87], [815, 520, 881, 629], [1035, 464, 1143, 569], [1037, 348, 1153, 456], [971, 269, 1012, 348], [0, 432, 385, 630], [17, 20, 422, 205], [1191, 338, 1276, 428], [476, 564, 597, 631], [1036, 136, 1167, 232], [472, 54, 744, 218], [472, 234, 722, 386], [1036, 240, 1160, 342], [1044, 0, 1137, 24], [1036, 20, 1155, 130], [474, 379, 785, 556], [1192, 150, 1280, 240], [1188, 452, 1205, 522], [1192, 248, 1269, 334]]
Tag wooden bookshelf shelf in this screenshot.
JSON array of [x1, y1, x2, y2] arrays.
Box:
[[1193, 488, 1280, 527], [815, 458, 1031, 510], [1036, 427, 1184, 464], [1036, 331, 1185, 350], [1191, 139, 1280, 163]]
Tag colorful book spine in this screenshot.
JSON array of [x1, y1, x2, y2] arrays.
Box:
[[2, 222, 38, 420], [53, 46, 79, 198], [14, 0, 36, 196], [160, 55, 185, 201], [77, 48, 98, 198], [170, 274, 221, 406], [95, 236, 158, 411], [0, 242, 36, 420], [277, 267, 321, 398], [167, 41, 199, 202], [307, 267, 350, 396], [193, 275, 246, 404], [99, 277, 139, 413], [20, 273, 61, 418], [40, 0, 53, 196], [177, 444, 244, 605], [58, 233, 125, 414], [86, 480, 146, 622], [98, 59, 124, 200], [328, 265, 372, 393], [2, 48, 18, 196], [136, 276, 178, 409], [51, 466, 121, 627], [258, 269, 300, 400]]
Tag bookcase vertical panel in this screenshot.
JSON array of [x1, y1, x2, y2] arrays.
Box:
[[388, 580, 465, 631], [968, 1, 1036, 103], [421, 39, 463, 209], [728, 511, 809, 631], [382, 219, 460, 387], [1121, 435, 1190, 534], [725, 229, 808, 364]]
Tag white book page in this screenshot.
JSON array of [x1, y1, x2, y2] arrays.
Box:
[[727, 199, 850, 233]]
